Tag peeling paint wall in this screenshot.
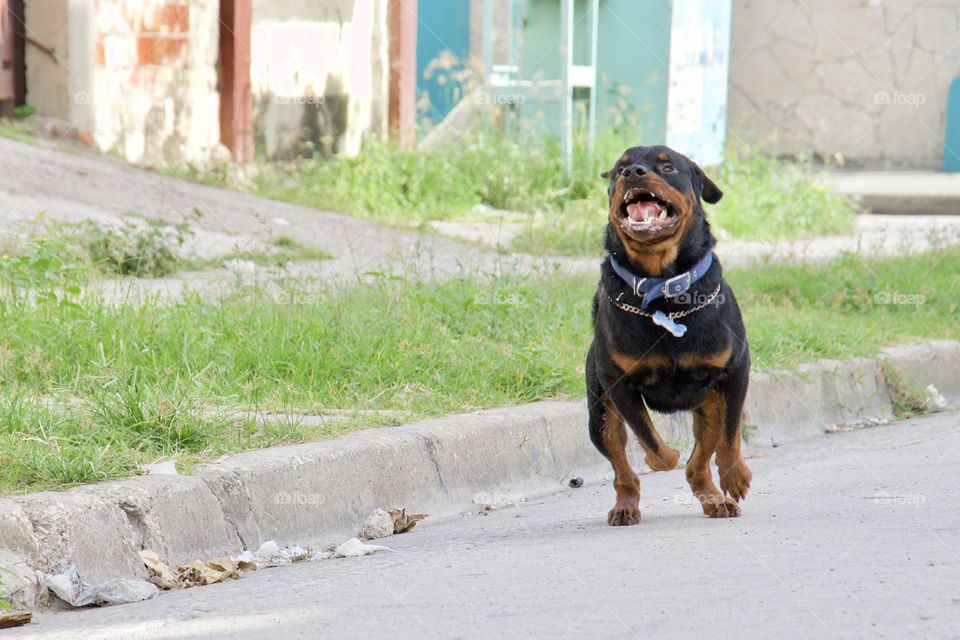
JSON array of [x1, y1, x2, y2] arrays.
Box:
[[90, 0, 223, 165], [250, 0, 390, 158], [728, 0, 960, 168], [24, 0, 71, 121]]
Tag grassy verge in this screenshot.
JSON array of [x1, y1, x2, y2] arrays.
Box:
[[2, 247, 955, 494], [1, 218, 329, 284], [242, 135, 857, 255]]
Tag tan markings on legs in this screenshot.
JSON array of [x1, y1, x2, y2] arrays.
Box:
[[630, 401, 680, 472], [601, 397, 641, 526], [715, 410, 753, 502], [686, 390, 740, 518]]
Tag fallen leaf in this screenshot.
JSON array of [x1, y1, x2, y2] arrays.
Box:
[[140, 550, 179, 589], [174, 559, 241, 587], [389, 508, 426, 534]]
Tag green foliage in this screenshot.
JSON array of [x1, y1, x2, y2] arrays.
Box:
[[0, 567, 10, 610], [710, 151, 857, 240], [13, 104, 37, 119], [248, 132, 857, 256], [79, 218, 191, 278]]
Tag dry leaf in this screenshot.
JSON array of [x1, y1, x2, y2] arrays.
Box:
[[389, 508, 426, 534], [139, 550, 178, 589], [175, 559, 240, 587]]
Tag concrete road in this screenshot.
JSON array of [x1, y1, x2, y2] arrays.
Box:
[[10, 411, 960, 639]]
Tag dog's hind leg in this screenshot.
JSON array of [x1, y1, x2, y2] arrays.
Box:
[[587, 345, 641, 526], [687, 389, 741, 518], [714, 360, 752, 502]]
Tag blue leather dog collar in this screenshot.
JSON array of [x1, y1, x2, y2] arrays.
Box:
[[609, 251, 714, 309]]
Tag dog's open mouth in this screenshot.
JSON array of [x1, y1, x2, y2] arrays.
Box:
[[618, 188, 679, 234]]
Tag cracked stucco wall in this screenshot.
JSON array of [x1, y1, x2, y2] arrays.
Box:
[[91, 0, 224, 166], [727, 0, 960, 168], [250, 0, 390, 159]]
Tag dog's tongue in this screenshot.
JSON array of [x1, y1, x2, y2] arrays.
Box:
[[626, 200, 661, 222]]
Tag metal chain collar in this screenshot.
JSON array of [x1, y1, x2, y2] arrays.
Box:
[[608, 282, 723, 319]]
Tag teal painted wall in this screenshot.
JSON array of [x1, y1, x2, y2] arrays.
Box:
[[597, 0, 671, 144], [416, 0, 471, 127]]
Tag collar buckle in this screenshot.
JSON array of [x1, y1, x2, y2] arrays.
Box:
[[663, 272, 692, 297]]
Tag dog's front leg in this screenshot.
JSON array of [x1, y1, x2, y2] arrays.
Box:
[[714, 360, 752, 502]]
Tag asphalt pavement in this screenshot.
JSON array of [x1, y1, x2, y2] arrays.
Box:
[[9, 411, 960, 640]]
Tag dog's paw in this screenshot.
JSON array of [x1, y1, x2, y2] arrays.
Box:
[[719, 459, 752, 502], [644, 446, 680, 472], [607, 506, 642, 526], [699, 494, 741, 518]]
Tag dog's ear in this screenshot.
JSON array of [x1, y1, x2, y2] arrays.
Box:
[[601, 167, 614, 180], [693, 162, 722, 204]]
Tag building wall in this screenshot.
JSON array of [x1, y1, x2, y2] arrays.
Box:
[[728, 0, 960, 168], [91, 0, 223, 165], [250, 0, 390, 158], [24, 0, 72, 121]]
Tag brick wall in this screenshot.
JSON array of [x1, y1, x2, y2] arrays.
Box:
[[91, 0, 223, 165]]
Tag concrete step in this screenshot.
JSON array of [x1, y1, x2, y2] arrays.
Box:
[[827, 171, 960, 215]]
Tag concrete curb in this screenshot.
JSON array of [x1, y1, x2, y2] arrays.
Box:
[[2, 340, 958, 610]]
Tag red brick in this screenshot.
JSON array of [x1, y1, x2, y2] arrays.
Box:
[[160, 4, 189, 32], [96, 38, 106, 65], [136, 35, 187, 65]]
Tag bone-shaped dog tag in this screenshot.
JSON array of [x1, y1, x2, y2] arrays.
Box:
[[652, 311, 687, 338]]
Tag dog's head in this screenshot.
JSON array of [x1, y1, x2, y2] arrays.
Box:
[[602, 145, 721, 269]]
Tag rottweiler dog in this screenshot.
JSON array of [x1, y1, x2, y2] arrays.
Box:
[[586, 145, 752, 526]]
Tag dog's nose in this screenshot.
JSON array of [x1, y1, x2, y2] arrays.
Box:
[[621, 164, 647, 179]]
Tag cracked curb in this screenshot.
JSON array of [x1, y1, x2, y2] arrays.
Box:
[[1, 340, 958, 610]]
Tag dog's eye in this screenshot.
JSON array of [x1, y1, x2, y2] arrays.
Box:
[[662, 163, 676, 174]]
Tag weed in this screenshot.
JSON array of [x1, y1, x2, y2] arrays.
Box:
[[240, 132, 857, 256], [882, 368, 931, 419], [80, 218, 191, 277]]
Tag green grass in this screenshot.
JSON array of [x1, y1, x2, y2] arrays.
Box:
[[710, 152, 857, 240], [0, 118, 36, 144], [239, 134, 857, 256], [1, 246, 955, 494], [211, 235, 331, 267]]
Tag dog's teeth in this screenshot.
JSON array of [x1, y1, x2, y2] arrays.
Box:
[[658, 209, 667, 220]]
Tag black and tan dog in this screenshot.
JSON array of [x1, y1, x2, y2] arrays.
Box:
[[586, 144, 752, 526]]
